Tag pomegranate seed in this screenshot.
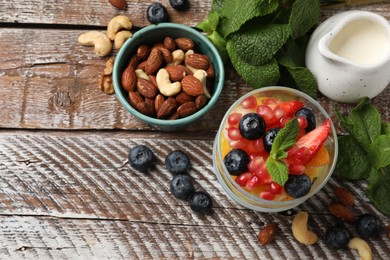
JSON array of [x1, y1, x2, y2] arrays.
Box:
[[291, 147, 313, 164], [254, 139, 265, 153], [263, 97, 279, 106], [279, 116, 293, 127], [273, 105, 286, 119], [227, 127, 241, 140], [288, 164, 306, 175], [297, 116, 308, 129], [235, 172, 253, 187], [270, 182, 282, 194], [256, 105, 273, 120], [259, 191, 275, 200], [254, 166, 272, 184], [246, 175, 261, 190], [248, 156, 265, 174], [229, 139, 247, 150], [228, 113, 242, 126], [287, 145, 299, 158], [241, 95, 257, 109]]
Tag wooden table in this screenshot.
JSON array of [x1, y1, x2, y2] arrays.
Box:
[[0, 1, 389, 259]]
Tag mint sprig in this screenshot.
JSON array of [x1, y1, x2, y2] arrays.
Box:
[[196, 0, 320, 97], [266, 118, 299, 186], [335, 98, 390, 216]]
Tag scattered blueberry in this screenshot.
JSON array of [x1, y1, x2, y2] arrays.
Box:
[[128, 145, 155, 172], [284, 174, 311, 198], [295, 107, 316, 133], [189, 191, 213, 215], [263, 127, 281, 153], [146, 3, 169, 24], [169, 0, 190, 11], [325, 224, 351, 249], [170, 174, 195, 200], [356, 213, 381, 238], [165, 150, 190, 174], [238, 113, 266, 140], [223, 149, 250, 175]]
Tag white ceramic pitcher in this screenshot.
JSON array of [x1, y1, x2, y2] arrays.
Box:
[[306, 11, 390, 103]]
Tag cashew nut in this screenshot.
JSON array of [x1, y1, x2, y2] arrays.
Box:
[[78, 31, 112, 56], [291, 211, 318, 245], [193, 70, 211, 98], [135, 69, 150, 80], [107, 15, 132, 41], [348, 237, 372, 260], [156, 68, 181, 97], [185, 50, 194, 56], [114, 30, 132, 50], [167, 49, 185, 66]]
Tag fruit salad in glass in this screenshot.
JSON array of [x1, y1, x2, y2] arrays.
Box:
[[213, 87, 338, 212]]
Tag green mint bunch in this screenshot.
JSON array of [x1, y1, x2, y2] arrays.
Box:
[[335, 98, 390, 216], [196, 0, 320, 97]]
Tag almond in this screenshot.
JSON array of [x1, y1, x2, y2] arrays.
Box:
[[127, 55, 140, 69], [181, 75, 204, 96], [154, 94, 165, 113], [333, 186, 355, 207], [258, 223, 277, 245], [175, 37, 194, 51], [121, 67, 136, 91], [175, 92, 194, 105], [185, 53, 209, 70], [149, 75, 158, 87], [136, 78, 158, 98], [136, 102, 155, 117], [145, 98, 156, 116], [206, 62, 215, 78], [168, 111, 179, 120], [108, 0, 127, 10], [166, 65, 188, 82], [137, 61, 147, 71], [145, 48, 163, 75], [177, 101, 197, 118], [164, 36, 176, 52], [195, 94, 208, 109], [137, 45, 151, 60], [157, 97, 177, 119], [328, 203, 356, 223], [128, 91, 143, 107], [155, 46, 173, 63]]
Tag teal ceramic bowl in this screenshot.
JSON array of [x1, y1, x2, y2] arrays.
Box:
[[113, 23, 225, 131]]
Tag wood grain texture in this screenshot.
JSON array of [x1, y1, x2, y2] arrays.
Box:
[[0, 131, 389, 259], [0, 0, 211, 27]]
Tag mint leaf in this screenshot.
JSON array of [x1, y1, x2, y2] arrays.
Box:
[[285, 66, 317, 97], [212, 0, 225, 13], [220, 0, 279, 37], [270, 118, 299, 157], [289, 0, 321, 39], [382, 122, 390, 135], [369, 135, 390, 169], [350, 98, 382, 147], [196, 11, 219, 34], [229, 23, 290, 66], [227, 39, 279, 87], [367, 166, 390, 215], [266, 157, 289, 186], [208, 31, 229, 63], [334, 135, 371, 180]]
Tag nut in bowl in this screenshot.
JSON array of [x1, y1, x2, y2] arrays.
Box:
[[213, 87, 338, 212], [113, 23, 225, 131]]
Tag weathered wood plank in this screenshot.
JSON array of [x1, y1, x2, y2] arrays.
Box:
[[0, 0, 211, 28], [0, 27, 389, 131], [0, 131, 389, 259]]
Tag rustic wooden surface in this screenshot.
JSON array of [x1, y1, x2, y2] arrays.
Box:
[[0, 1, 389, 259]]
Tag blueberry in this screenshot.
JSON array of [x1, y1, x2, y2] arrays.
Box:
[[223, 149, 250, 175], [189, 191, 213, 215], [284, 174, 311, 198], [169, 0, 190, 11], [238, 113, 266, 140], [356, 213, 381, 238], [170, 174, 195, 200], [165, 150, 190, 174], [325, 224, 351, 249], [147, 3, 169, 24], [128, 145, 155, 172], [295, 107, 316, 133], [263, 127, 281, 153]]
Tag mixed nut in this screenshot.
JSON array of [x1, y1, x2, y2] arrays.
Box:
[[121, 36, 215, 120]]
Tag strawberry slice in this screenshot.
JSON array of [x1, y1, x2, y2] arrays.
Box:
[[280, 100, 305, 117], [292, 118, 332, 165]]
